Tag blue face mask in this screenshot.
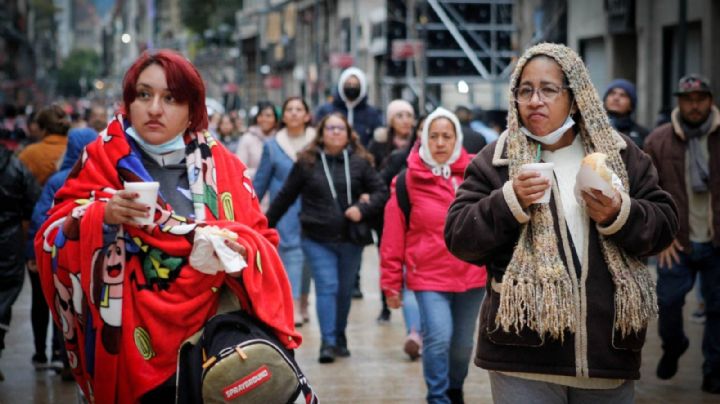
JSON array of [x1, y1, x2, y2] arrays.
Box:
[[126, 126, 186, 155]]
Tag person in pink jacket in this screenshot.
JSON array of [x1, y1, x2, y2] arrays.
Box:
[[381, 106, 487, 404]]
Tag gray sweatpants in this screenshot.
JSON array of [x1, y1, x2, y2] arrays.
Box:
[[489, 371, 635, 404]]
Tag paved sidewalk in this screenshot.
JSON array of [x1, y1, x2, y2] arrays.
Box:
[[0, 247, 715, 403]]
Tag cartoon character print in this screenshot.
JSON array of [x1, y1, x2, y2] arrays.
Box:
[[90, 229, 139, 354], [130, 237, 186, 291], [54, 268, 82, 374], [187, 140, 219, 219]]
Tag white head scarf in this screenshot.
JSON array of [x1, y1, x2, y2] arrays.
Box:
[[419, 107, 464, 178]]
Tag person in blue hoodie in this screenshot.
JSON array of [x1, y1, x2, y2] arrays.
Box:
[[315, 67, 383, 147], [25, 127, 97, 378]]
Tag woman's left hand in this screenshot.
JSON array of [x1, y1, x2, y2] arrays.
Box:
[[345, 206, 363, 222], [582, 189, 621, 225], [223, 239, 248, 278]]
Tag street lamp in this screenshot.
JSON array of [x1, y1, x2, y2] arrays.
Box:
[[121, 33, 132, 44]]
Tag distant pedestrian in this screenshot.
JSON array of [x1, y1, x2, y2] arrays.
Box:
[[0, 143, 40, 381], [603, 79, 649, 148], [235, 101, 278, 178], [86, 104, 109, 134], [266, 112, 387, 364], [381, 107, 486, 402], [254, 97, 315, 326], [644, 74, 720, 394], [25, 127, 97, 377], [315, 66, 383, 147], [315, 67, 384, 299], [368, 99, 415, 170], [215, 113, 241, 152], [18, 104, 70, 371], [454, 105, 487, 153]]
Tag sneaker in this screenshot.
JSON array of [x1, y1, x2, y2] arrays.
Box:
[[656, 337, 689, 380], [50, 354, 64, 372], [376, 309, 391, 324], [351, 286, 364, 299], [31, 353, 48, 371], [403, 332, 422, 361], [318, 343, 336, 364], [335, 334, 351, 358]]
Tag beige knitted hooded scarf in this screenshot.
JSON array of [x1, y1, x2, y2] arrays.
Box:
[[497, 43, 657, 342]]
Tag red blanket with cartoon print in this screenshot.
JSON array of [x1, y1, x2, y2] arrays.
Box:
[[34, 116, 299, 403]]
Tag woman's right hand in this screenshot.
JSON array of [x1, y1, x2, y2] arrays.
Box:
[[104, 190, 150, 225], [513, 170, 551, 210], [386, 293, 402, 309]]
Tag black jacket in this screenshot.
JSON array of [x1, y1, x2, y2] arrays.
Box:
[[266, 148, 388, 243], [0, 145, 40, 277]]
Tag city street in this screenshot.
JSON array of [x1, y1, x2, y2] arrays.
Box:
[[0, 247, 716, 403]]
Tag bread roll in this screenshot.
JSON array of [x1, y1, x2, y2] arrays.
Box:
[[581, 153, 613, 184]]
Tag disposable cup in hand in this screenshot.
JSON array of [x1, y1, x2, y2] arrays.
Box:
[[520, 162, 555, 204], [124, 182, 159, 225]]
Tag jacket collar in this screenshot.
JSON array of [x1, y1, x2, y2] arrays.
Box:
[[275, 127, 316, 162], [671, 105, 720, 141]]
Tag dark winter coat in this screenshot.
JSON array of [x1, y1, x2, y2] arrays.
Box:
[[445, 132, 677, 380], [266, 148, 388, 243], [0, 145, 40, 277], [644, 106, 720, 251]]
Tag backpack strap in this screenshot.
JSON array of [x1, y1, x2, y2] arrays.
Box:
[[395, 168, 411, 226]]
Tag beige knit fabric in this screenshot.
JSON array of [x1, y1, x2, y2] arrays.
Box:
[[497, 43, 657, 341]]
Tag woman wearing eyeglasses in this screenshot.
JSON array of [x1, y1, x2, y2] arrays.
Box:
[[445, 43, 678, 403], [266, 112, 388, 363]]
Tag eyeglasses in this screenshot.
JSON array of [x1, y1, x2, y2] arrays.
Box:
[[513, 84, 569, 104], [324, 124, 348, 133]]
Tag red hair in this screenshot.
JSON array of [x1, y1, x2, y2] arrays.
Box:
[[122, 49, 208, 132]]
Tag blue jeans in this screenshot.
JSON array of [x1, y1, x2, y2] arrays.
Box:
[[415, 288, 485, 404], [302, 237, 363, 346], [278, 245, 304, 299], [657, 241, 720, 376], [403, 287, 421, 335]]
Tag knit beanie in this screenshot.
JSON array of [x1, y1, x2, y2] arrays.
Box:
[[385, 99, 414, 126], [603, 79, 637, 110]]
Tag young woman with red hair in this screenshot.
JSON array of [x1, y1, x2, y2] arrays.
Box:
[[34, 49, 299, 403]]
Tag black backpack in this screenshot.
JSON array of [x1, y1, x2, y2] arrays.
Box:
[[177, 310, 318, 404], [395, 169, 411, 226]]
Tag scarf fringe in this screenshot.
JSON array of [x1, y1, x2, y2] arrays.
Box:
[[497, 272, 576, 343]]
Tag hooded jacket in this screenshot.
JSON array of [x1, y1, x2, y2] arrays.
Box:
[[26, 128, 98, 259], [266, 147, 388, 243], [0, 144, 40, 277], [315, 67, 383, 146], [380, 146, 486, 294]]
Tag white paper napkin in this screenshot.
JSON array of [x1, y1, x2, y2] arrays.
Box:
[[189, 226, 247, 275]]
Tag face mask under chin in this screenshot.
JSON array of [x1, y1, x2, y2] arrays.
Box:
[[520, 113, 576, 146]]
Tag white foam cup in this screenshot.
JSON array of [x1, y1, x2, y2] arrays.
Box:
[[124, 181, 160, 225], [519, 162, 555, 204]]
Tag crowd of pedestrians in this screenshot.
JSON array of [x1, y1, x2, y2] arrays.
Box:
[[0, 42, 718, 403]]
